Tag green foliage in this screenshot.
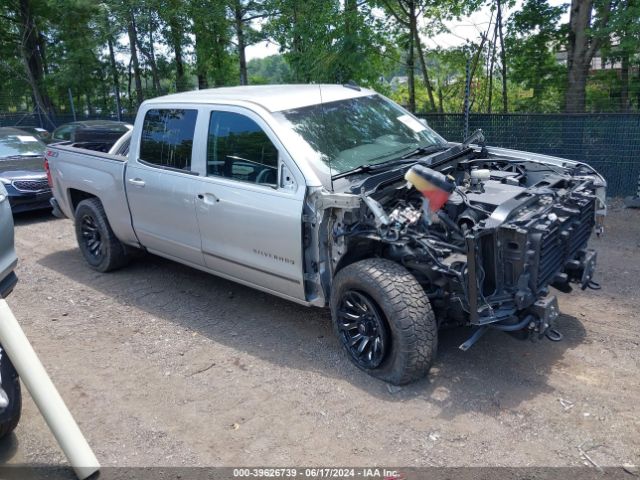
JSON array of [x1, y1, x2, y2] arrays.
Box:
[[247, 54, 292, 84], [264, 0, 392, 86], [0, 0, 639, 116], [505, 0, 566, 112]]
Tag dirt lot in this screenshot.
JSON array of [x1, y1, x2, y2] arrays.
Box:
[[1, 203, 639, 474]]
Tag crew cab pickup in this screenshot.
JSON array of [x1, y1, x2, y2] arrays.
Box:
[[46, 85, 606, 385]]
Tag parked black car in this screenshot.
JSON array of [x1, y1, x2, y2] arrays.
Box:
[[14, 126, 51, 143], [0, 127, 52, 213], [50, 120, 131, 143]]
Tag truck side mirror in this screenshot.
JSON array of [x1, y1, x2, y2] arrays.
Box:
[[280, 163, 297, 191]]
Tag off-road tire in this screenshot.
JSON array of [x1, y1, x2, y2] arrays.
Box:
[[0, 349, 21, 440], [330, 258, 437, 385], [75, 198, 129, 272]]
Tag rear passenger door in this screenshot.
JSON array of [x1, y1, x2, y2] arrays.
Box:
[[126, 107, 205, 266], [193, 107, 306, 301]]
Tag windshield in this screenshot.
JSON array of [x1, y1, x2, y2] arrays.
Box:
[[0, 131, 45, 159], [274, 94, 446, 174]]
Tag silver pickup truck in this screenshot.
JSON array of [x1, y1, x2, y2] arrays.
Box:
[[46, 85, 606, 385]]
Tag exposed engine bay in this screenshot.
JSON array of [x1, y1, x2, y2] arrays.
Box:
[[313, 144, 607, 348]]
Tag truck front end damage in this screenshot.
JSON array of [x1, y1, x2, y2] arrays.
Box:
[[305, 147, 606, 348]]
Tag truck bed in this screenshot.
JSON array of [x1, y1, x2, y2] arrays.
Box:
[[46, 144, 139, 247]]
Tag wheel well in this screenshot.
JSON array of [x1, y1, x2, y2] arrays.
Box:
[[68, 189, 98, 212], [334, 238, 382, 275]]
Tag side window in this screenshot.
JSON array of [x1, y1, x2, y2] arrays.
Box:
[[207, 111, 278, 186], [139, 109, 197, 171], [116, 138, 130, 157], [54, 125, 73, 141]]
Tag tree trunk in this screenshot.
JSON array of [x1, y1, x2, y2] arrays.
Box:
[[107, 31, 122, 120], [136, 10, 161, 95], [128, 10, 144, 106], [18, 0, 54, 120], [194, 28, 209, 90], [620, 53, 629, 112], [567, 65, 590, 112], [36, 28, 48, 75], [487, 24, 498, 113], [407, 2, 416, 113], [414, 28, 436, 111], [170, 19, 186, 91], [291, 3, 304, 82], [234, 0, 248, 85], [86, 93, 93, 116], [497, 0, 508, 112], [565, 0, 594, 113]]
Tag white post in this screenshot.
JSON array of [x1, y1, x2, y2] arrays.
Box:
[[0, 300, 99, 479]]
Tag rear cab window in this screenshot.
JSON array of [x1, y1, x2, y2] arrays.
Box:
[[139, 109, 198, 173]]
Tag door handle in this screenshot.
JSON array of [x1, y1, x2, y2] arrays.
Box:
[[197, 193, 219, 205], [0, 194, 6, 203], [128, 178, 146, 187]]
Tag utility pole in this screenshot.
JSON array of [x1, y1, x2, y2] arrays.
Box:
[[68, 88, 77, 122], [463, 57, 471, 140], [496, 0, 508, 112]]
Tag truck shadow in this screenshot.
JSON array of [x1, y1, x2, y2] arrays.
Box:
[[38, 249, 586, 415], [11, 209, 56, 227]]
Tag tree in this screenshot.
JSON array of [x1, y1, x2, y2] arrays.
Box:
[[15, 0, 54, 118], [599, 0, 640, 111], [506, 0, 565, 112], [159, 0, 190, 91], [247, 54, 292, 83], [565, 0, 615, 112], [381, 0, 428, 112], [231, 0, 269, 85], [127, 8, 144, 105], [190, 0, 235, 89], [381, 0, 481, 112]]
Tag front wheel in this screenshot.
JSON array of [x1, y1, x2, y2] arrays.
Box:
[[0, 348, 21, 440], [330, 258, 437, 385]]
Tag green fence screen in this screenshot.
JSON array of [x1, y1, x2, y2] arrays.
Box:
[[419, 113, 640, 197], [3, 111, 639, 196]]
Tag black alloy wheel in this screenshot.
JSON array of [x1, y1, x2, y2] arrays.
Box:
[[74, 198, 130, 272], [336, 290, 389, 369], [80, 213, 104, 260]]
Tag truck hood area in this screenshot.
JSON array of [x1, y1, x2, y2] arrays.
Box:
[[321, 145, 605, 332], [0, 157, 46, 178]]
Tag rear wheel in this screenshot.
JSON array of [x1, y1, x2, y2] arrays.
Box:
[[74, 198, 129, 272], [0, 348, 21, 440], [330, 258, 437, 385]]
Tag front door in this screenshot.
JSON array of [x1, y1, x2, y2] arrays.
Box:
[[193, 108, 306, 301], [125, 107, 205, 266]]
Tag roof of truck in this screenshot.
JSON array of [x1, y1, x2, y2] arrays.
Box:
[[144, 84, 376, 113]]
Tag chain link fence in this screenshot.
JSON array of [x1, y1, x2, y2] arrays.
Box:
[[2, 111, 639, 197], [420, 113, 640, 197]]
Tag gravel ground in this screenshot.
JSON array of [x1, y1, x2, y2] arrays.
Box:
[[1, 202, 638, 476]]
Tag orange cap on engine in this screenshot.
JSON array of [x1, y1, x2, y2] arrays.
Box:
[[405, 165, 455, 212]]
